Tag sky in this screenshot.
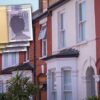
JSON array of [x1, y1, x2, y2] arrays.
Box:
[[0, 0, 39, 11]]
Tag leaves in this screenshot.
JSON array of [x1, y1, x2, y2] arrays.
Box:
[[0, 72, 38, 100], [88, 96, 100, 100]]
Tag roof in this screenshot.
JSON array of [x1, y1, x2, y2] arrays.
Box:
[[32, 0, 70, 23], [42, 48, 79, 60], [48, 0, 70, 11], [32, 9, 48, 23], [0, 62, 33, 75]]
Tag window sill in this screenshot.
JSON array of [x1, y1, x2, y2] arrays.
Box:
[[76, 40, 88, 46], [57, 47, 67, 52], [39, 56, 47, 60]]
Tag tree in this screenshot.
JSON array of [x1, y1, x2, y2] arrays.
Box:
[[0, 72, 38, 100]]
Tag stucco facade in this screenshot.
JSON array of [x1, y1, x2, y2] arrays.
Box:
[[45, 0, 98, 100]]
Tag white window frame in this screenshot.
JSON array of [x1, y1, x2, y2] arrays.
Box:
[[2, 53, 9, 68], [62, 69, 72, 100], [42, 39, 47, 57], [0, 80, 3, 93], [2, 52, 19, 68], [77, 0, 86, 42], [6, 80, 9, 92], [11, 52, 17, 66], [38, 23, 47, 40], [49, 69, 57, 100], [58, 10, 66, 49], [39, 23, 47, 58]]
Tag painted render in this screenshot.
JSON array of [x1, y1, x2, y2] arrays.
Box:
[[48, 0, 98, 100]]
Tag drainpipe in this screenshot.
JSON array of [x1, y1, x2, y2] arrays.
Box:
[[33, 24, 36, 84], [33, 23, 36, 100]]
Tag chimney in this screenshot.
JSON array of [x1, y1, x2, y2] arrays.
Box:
[[39, 0, 48, 12]]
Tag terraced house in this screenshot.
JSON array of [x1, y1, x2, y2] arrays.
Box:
[[0, 4, 34, 93], [38, 0, 100, 100], [0, 0, 100, 100]]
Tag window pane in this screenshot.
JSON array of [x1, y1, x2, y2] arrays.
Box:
[[52, 92, 57, 100], [3, 53, 8, 67], [42, 39, 47, 57], [60, 30, 65, 48], [79, 2, 86, 21], [64, 70, 72, 90], [64, 92, 72, 100], [11, 53, 17, 65], [58, 12, 65, 48], [0, 81, 3, 93], [52, 72, 56, 90], [39, 25, 46, 40], [60, 13, 64, 29], [79, 22, 85, 41]]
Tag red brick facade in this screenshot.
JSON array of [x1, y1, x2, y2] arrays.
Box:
[[19, 52, 26, 64], [95, 0, 100, 95], [32, 13, 52, 100], [0, 54, 2, 72]]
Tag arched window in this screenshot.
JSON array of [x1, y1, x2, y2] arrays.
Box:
[[86, 67, 95, 98]]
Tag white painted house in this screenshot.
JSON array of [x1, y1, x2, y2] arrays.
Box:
[[43, 0, 98, 100]]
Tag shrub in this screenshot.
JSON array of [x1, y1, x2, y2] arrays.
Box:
[[0, 72, 38, 100], [88, 96, 100, 100]]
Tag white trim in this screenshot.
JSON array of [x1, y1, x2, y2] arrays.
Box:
[[38, 24, 47, 40], [58, 9, 66, 49], [2, 52, 19, 69], [76, 0, 86, 42], [61, 69, 72, 100], [47, 58, 78, 100], [0, 80, 3, 93], [42, 39, 47, 57], [39, 17, 47, 24]]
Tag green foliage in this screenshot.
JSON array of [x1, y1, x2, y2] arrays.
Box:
[[0, 72, 38, 100], [88, 96, 100, 100], [0, 93, 6, 100]]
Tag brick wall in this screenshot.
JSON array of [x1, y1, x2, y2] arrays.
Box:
[[32, 14, 52, 100], [0, 54, 2, 72], [19, 52, 26, 64], [95, 0, 100, 95]]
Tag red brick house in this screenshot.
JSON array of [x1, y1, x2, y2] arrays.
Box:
[[95, 0, 100, 96], [32, 0, 52, 100]]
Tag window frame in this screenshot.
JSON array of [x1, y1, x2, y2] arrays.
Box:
[[2, 52, 19, 68], [62, 69, 72, 100], [58, 10, 66, 49], [0, 80, 3, 93], [39, 23, 47, 58], [77, 0, 86, 42], [42, 38, 47, 57], [38, 23, 47, 40], [49, 69, 57, 100], [2, 53, 9, 68]]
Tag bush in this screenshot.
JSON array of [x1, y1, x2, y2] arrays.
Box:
[[88, 96, 100, 100], [0, 72, 38, 100]]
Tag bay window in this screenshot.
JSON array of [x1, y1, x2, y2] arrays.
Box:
[[62, 70, 72, 100], [49, 70, 57, 100]]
